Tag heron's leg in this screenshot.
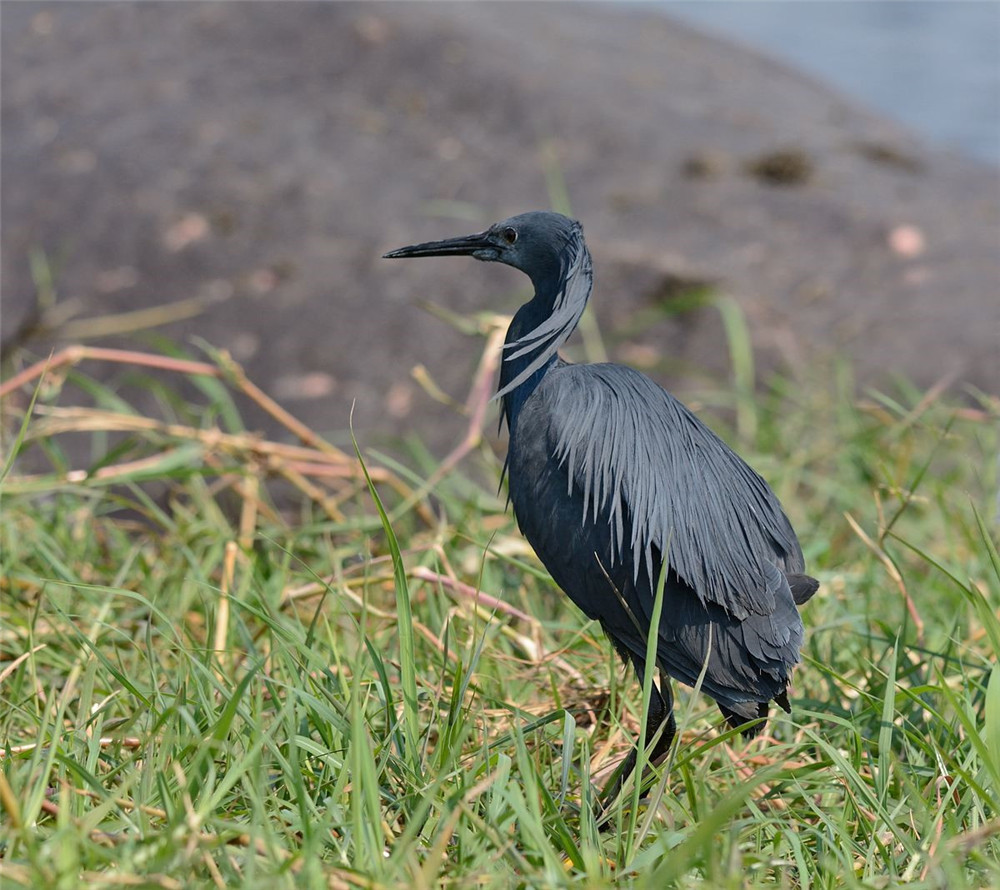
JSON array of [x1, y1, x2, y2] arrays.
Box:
[[597, 677, 676, 814], [647, 679, 676, 764]]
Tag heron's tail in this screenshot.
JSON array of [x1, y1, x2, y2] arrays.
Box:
[[787, 572, 820, 605], [717, 699, 767, 738], [717, 686, 792, 738]]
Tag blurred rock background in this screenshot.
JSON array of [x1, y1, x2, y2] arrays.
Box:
[[3, 2, 998, 459]]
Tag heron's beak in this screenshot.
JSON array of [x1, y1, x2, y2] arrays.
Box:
[[383, 231, 493, 259]]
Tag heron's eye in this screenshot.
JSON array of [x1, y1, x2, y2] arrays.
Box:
[[501, 226, 518, 245]]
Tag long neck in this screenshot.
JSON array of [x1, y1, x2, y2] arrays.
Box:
[[499, 298, 558, 432], [498, 242, 593, 433]]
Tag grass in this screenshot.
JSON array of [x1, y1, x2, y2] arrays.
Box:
[[0, 320, 998, 889]]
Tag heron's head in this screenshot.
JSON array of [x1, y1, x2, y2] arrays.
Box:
[[384, 211, 583, 290]]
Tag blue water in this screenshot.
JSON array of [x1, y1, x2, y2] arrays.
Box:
[[663, 1, 1000, 166]]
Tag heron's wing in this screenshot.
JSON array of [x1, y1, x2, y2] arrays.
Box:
[[541, 363, 806, 620]]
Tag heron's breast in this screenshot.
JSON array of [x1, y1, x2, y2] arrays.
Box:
[[507, 413, 632, 610]]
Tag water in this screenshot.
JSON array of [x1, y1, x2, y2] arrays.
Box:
[[663, 1, 1000, 166]]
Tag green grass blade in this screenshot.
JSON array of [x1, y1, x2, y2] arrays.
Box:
[[350, 421, 422, 779]]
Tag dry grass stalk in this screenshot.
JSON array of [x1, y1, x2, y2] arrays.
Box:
[[844, 511, 925, 643], [0, 345, 436, 522]]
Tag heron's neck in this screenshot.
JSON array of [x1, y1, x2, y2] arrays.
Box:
[[499, 298, 558, 432], [497, 244, 593, 433]]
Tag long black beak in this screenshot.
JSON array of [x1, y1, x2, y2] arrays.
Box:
[[383, 231, 492, 259]]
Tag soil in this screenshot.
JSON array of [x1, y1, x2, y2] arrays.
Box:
[[3, 2, 997, 461]]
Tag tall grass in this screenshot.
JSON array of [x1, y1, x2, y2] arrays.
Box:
[[0, 328, 997, 888]]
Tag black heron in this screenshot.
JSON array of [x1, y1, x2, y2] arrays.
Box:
[[385, 211, 818, 805]]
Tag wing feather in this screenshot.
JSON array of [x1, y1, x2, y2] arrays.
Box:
[[543, 363, 805, 620]]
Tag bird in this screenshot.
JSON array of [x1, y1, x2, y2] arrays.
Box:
[[384, 211, 818, 809]]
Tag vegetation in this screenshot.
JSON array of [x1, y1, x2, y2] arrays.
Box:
[[1, 316, 998, 888]]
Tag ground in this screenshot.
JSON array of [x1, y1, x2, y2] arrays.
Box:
[[1, 321, 998, 888]]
